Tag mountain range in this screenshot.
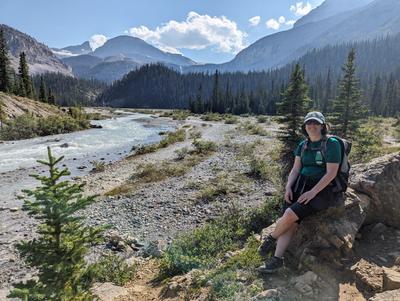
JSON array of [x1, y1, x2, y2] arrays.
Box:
[[0, 24, 72, 76], [2, 0, 399, 83], [185, 0, 400, 73], [57, 36, 196, 82]]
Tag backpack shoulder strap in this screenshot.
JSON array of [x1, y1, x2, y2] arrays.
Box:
[[300, 139, 309, 158], [321, 135, 330, 159]]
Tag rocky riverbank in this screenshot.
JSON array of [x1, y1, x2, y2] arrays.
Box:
[[0, 114, 279, 299]]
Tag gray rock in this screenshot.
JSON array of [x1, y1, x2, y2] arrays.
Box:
[[369, 288, 400, 301], [252, 288, 282, 300], [350, 153, 400, 228], [91, 282, 130, 301], [383, 268, 400, 291]]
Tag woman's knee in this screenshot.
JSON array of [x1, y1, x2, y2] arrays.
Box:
[[283, 208, 299, 223]]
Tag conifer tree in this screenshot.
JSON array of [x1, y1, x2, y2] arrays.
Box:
[[47, 87, 56, 105], [322, 69, 332, 113], [0, 29, 11, 93], [39, 76, 47, 102], [224, 81, 233, 113], [331, 49, 366, 139], [9, 147, 105, 301], [0, 100, 4, 130], [194, 83, 204, 114], [370, 75, 383, 116], [277, 63, 310, 168], [384, 74, 399, 116], [210, 70, 223, 113], [18, 52, 34, 98]]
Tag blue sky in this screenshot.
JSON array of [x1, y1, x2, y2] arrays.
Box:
[[0, 0, 324, 63]]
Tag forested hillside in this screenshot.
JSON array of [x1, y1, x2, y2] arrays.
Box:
[[32, 73, 107, 106], [97, 34, 400, 116]]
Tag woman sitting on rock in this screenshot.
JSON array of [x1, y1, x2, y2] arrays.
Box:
[[257, 111, 343, 273]]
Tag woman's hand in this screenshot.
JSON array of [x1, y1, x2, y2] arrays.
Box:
[[297, 189, 317, 205], [284, 187, 293, 203]]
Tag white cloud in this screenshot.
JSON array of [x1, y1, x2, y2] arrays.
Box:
[[290, 2, 312, 16], [285, 20, 296, 26], [89, 34, 107, 50], [266, 18, 280, 30], [249, 16, 261, 26], [127, 11, 247, 54], [278, 16, 286, 24]]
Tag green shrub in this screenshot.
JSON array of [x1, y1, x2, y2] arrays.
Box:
[[192, 139, 217, 154], [224, 115, 239, 124], [93, 254, 136, 286], [248, 156, 282, 187], [131, 128, 186, 156], [131, 162, 188, 183], [201, 113, 223, 121], [394, 115, 400, 141], [133, 144, 159, 155], [185, 180, 203, 190], [0, 112, 91, 141], [160, 110, 191, 120], [159, 222, 239, 277], [206, 237, 263, 300], [175, 147, 190, 160], [159, 196, 282, 278], [245, 123, 269, 136], [159, 129, 186, 148], [0, 113, 38, 140], [91, 160, 106, 173], [256, 115, 268, 123], [196, 173, 240, 203], [351, 122, 384, 164], [189, 129, 202, 140], [208, 270, 241, 299]]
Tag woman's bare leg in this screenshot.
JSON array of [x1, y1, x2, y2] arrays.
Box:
[[271, 208, 299, 239], [274, 223, 298, 258]]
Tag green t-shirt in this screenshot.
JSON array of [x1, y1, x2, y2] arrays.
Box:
[[294, 137, 342, 180]]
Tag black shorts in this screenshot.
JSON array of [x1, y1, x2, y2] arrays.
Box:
[[283, 175, 343, 223]]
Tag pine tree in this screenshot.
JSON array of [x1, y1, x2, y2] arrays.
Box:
[[39, 76, 47, 102], [8, 147, 105, 301], [47, 87, 56, 105], [277, 63, 310, 168], [370, 75, 383, 116], [384, 74, 399, 117], [0, 29, 11, 93], [224, 81, 233, 113], [331, 49, 366, 139], [194, 84, 204, 114], [322, 69, 332, 113], [18, 52, 34, 98], [210, 70, 223, 113], [0, 100, 4, 130]]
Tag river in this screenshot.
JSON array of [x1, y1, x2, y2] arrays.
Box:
[[0, 112, 176, 206]]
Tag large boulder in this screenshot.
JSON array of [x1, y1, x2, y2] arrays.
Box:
[[350, 152, 400, 228], [369, 288, 400, 301], [260, 189, 370, 269]]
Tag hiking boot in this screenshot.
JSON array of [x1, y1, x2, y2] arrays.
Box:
[[257, 234, 276, 258], [257, 256, 284, 274]]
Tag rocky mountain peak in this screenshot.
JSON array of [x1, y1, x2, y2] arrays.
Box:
[[0, 24, 73, 76]]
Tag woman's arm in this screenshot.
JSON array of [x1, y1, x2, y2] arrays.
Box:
[[297, 162, 339, 204], [286, 156, 302, 190], [284, 156, 302, 202]]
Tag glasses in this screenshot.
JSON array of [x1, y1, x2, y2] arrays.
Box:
[[305, 120, 321, 125]]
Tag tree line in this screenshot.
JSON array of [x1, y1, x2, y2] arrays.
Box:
[[97, 33, 400, 118], [0, 29, 106, 106]]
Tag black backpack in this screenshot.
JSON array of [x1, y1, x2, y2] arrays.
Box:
[[300, 135, 352, 193]]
